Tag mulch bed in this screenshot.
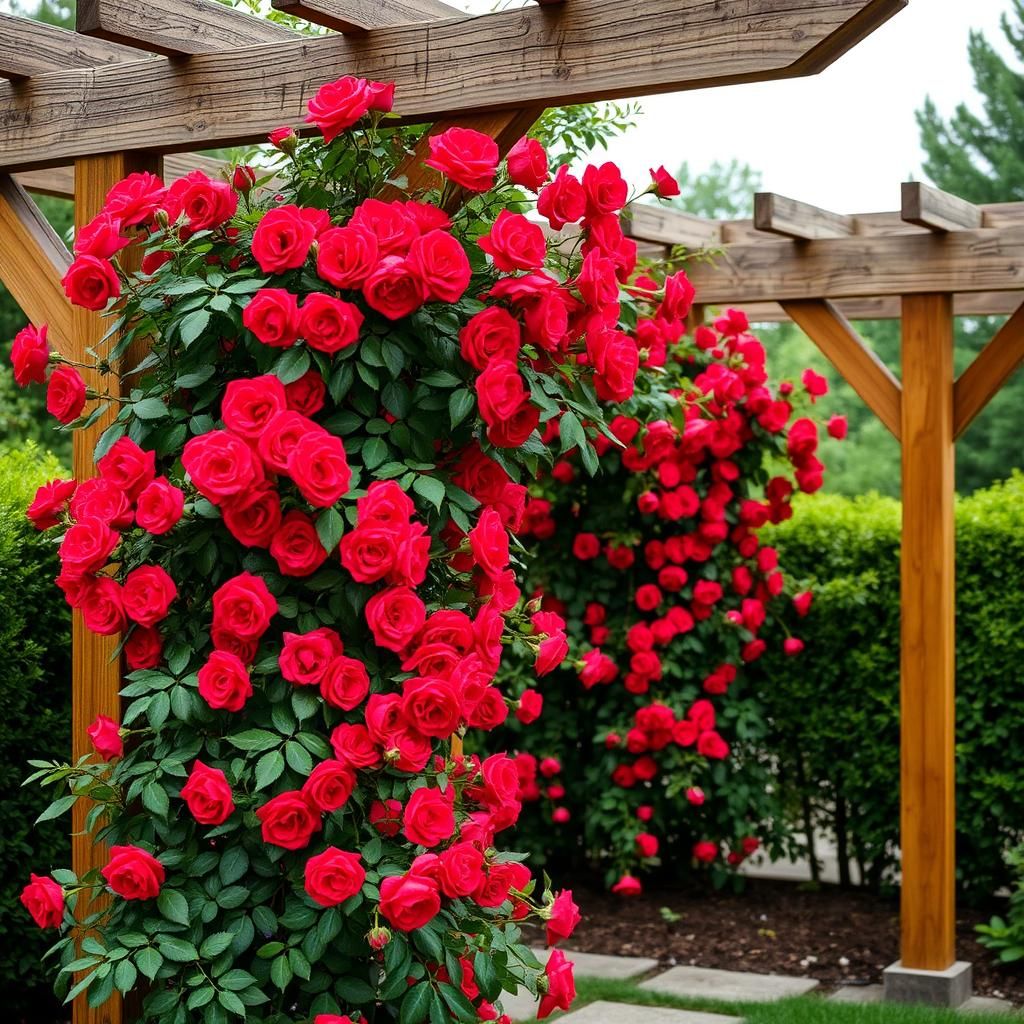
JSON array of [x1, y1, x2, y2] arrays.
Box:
[[541, 880, 1024, 1004]]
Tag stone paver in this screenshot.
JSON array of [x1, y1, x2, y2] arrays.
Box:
[[500, 985, 541, 1023], [829, 985, 883, 1003], [641, 965, 818, 1002], [558, 1001, 743, 1024], [962, 995, 1015, 1014], [532, 947, 660, 980]]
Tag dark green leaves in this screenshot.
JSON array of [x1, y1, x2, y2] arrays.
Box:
[[157, 889, 190, 926]]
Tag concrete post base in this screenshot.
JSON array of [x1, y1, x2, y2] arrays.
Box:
[[882, 961, 972, 1007]]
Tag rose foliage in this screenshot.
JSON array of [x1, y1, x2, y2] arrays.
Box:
[[10, 77, 702, 1024]]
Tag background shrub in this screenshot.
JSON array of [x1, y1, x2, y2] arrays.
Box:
[[0, 444, 71, 1021]]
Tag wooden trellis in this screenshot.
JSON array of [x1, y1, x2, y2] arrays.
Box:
[[0, 2, 913, 1021]]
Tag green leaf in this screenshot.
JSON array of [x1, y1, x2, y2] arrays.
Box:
[[270, 954, 293, 991], [218, 990, 247, 1017], [135, 947, 163, 981], [142, 780, 169, 818], [559, 410, 586, 453], [285, 740, 313, 775], [113, 959, 138, 994], [157, 889, 190, 926], [400, 982, 431, 1024], [218, 969, 258, 991], [316, 507, 345, 553], [200, 932, 235, 958], [219, 847, 249, 886], [36, 794, 76, 824], [362, 437, 388, 470], [132, 397, 169, 420], [412, 475, 445, 512], [226, 729, 281, 752], [254, 750, 285, 791], [421, 369, 461, 387], [175, 366, 216, 389], [448, 388, 474, 429], [158, 936, 198, 962], [180, 309, 211, 348], [273, 346, 311, 385]]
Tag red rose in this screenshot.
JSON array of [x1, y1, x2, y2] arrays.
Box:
[[87, 713, 123, 759], [125, 625, 163, 670], [437, 842, 485, 898], [827, 414, 848, 439], [222, 484, 282, 548], [545, 889, 581, 946], [97, 437, 155, 500], [70, 477, 132, 529], [340, 526, 397, 584], [535, 632, 567, 677], [284, 370, 327, 416], [458, 307, 521, 371], [588, 328, 638, 402], [350, 199, 419, 256], [635, 833, 659, 858], [46, 365, 87, 424], [370, 798, 402, 836], [135, 477, 185, 535], [425, 127, 499, 192], [330, 723, 382, 769], [256, 791, 322, 850], [302, 760, 356, 812], [80, 576, 127, 635], [299, 292, 364, 354], [20, 874, 63, 929], [305, 75, 373, 142], [537, 166, 586, 230], [27, 478, 75, 530], [320, 655, 370, 711], [363, 256, 426, 320], [506, 136, 549, 191], [279, 628, 343, 686], [163, 170, 237, 232], [649, 165, 680, 197], [401, 676, 462, 739], [10, 323, 49, 386], [611, 874, 642, 896], [316, 224, 379, 289], [197, 650, 253, 711], [475, 360, 539, 448], [378, 873, 441, 931], [251, 205, 318, 273], [221, 375, 288, 440], [180, 760, 234, 825], [572, 534, 600, 560], [582, 161, 628, 216], [104, 171, 166, 227], [365, 586, 426, 652], [122, 564, 177, 627], [469, 506, 509, 579], [479, 210, 547, 272], [287, 430, 351, 507], [62, 254, 120, 310], [658, 270, 695, 322], [403, 786, 455, 847], [304, 847, 366, 907], [407, 229, 471, 303], [693, 840, 718, 863], [270, 509, 328, 577], [75, 210, 129, 260], [268, 126, 297, 151], [59, 517, 119, 578], [538, 947, 576, 1019], [101, 845, 164, 900], [181, 430, 260, 504], [212, 571, 277, 640], [256, 411, 317, 474], [243, 288, 300, 348]]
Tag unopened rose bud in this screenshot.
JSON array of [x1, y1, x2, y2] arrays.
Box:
[[232, 164, 257, 192], [154, 209, 169, 230], [268, 126, 298, 154], [367, 925, 391, 950]]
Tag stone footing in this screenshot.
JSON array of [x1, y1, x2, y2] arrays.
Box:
[[882, 960, 973, 1007]]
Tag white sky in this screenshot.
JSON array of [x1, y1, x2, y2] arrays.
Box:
[[461, 0, 1014, 214]]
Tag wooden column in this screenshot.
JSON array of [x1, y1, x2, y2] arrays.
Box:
[[899, 293, 957, 971], [72, 152, 160, 1024]]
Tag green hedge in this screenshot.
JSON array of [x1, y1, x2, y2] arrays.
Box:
[[0, 445, 71, 1019], [754, 473, 1024, 899]]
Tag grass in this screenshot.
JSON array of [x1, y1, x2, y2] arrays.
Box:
[[518, 976, 1016, 1023]]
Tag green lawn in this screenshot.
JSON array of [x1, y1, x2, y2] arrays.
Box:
[[519, 976, 1016, 1023]]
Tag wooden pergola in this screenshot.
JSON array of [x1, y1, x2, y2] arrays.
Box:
[[624, 185, 1024, 996], [0, 1, 931, 1020]]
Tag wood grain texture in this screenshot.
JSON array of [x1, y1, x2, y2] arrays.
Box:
[[0, 0, 904, 170], [270, 0, 462, 33], [902, 181, 982, 233], [899, 293, 957, 973], [782, 299, 902, 438], [72, 152, 162, 1024], [624, 204, 722, 249], [954, 300, 1024, 439], [754, 192, 855, 239], [681, 227, 1024, 304], [78, 0, 293, 56], [0, 13, 148, 78], [0, 174, 74, 351], [731, 292, 1024, 322]]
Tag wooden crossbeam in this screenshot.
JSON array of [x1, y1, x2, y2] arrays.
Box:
[[781, 299, 902, 438], [901, 181, 982, 233], [270, 0, 462, 33], [78, 0, 294, 57], [754, 192, 855, 239], [0, 0, 905, 171], [739, 292, 1024, 322], [0, 174, 73, 352], [0, 12, 148, 78], [624, 204, 722, 250], [954, 301, 1024, 439]]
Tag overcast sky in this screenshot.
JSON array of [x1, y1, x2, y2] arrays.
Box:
[[463, 0, 1014, 215]]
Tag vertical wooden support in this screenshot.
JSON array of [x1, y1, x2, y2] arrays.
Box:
[[899, 293, 956, 971], [72, 152, 160, 1024]]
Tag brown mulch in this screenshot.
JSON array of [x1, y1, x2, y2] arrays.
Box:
[[540, 880, 1024, 1003]]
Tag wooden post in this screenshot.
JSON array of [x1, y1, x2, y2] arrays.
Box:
[[899, 293, 956, 971], [72, 152, 160, 1024]]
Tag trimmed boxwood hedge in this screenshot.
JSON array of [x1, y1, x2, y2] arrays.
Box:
[[0, 445, 70, 1022]]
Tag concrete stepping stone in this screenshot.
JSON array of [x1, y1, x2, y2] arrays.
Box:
[[532, 947, 661, 980], [961, 995, 1014, 1014], [830, 986, 1014, 1014], [558, 1001, 743, 1024], [641, 965, 818, 1002]]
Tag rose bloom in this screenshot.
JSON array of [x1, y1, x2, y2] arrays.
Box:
[[256, 791, 322, 850], [122, 564, 177, 627], [537, 165, 586, 230], [284, 369, 327, 417], [101, 845, 165, 900], [279, 627, 343, 686], [425, 126, 499, 192], [46, 365, 87, 424], [270, 510, 329, 578], [180, 760, 234, 825], [62, 254, 120, 311], [363, 255, 427, 320], [104, 171, 166, 226], [545, 889, 582, 946], [79, 576, 127, 636], [87, 713, 123, 759], [378, 873, 441, 931], [135, 477, 185, 535], [222, 484, 282, 548], [317, 224, 379, 289], [478, 210, 547, 272], [243, 288, 300, 348], [516, 687, 544, 723], [70, 477, 132, 529], [402, 786, 455, 848], [26, 478, 74, 531], [163, 170, 237, 232], [459, 306, 521, 371], [538, 948, 576, 1019], [251, 204, 318, 273], [59, 517, 120, 578], [299, 292, 364, 353], [506, 135, 549, 191], [365, 586, 426, 652], [125, 625, 163, 670], [305, 75, 387, 142], [221, 375, 287, 440], [319, 655, 370, 711], [330, 723, 382, 769], [10, 323, 49, 387], [536, 632, 568, 677], [288, 431, 351, 508], [407, 229, 472, 303], [693, 840, 719, 864], [97, 436, 156, 500], [20, 874, 64, 929], [401, 676, 462, 738], [181, 430, 259, 504], [304, 847, 366, 907], [437, 841, 485, 898], [212, 571, 278, 640], [197, 650, 253, 712], [475, 360, 539, 447], [611, 874, 643, 897], [302, 759, 356, 813]]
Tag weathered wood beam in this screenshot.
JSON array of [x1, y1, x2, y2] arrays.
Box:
[[683, 228, 1024, 304], [624, 204, 722, 250], [270, 0, 462, 33], [899, 292, 957, 973], [901, 181, 982, 233], [0, 0, 905, 171], [781, 299, 902, 438], [78, 0, 294, 57], [738, 292, 1024, 322], [0, 13, 149, 78], [0, 174, 73, 351], [954, 301, 1024, 439], [754, 192, 855, 240]]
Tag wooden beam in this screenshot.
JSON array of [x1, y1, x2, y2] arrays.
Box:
[[740, 292, 1024, 322], [0, 0, 905, 170], [902, 181, 982, 233], [270, 0, 462, 33], [899, 293, 957, 973], [78, 0, 293, 57], [754, 192, 855, 240], [954, 301, 1024, 439], [0, 175, 73, 352], [682, 227, 1024, 304], [781, 299, 902, 438], [0, 13, 148, 79], [624, 204, 721, 250]]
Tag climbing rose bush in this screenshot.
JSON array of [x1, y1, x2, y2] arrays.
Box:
[[10, 76, 695, 1024], [495, 306, 836, 891]]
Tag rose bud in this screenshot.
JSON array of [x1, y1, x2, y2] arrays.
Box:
[[268, 126, 298, 153], [232, 164, 257, 192], [685, 786, 705, 806]]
